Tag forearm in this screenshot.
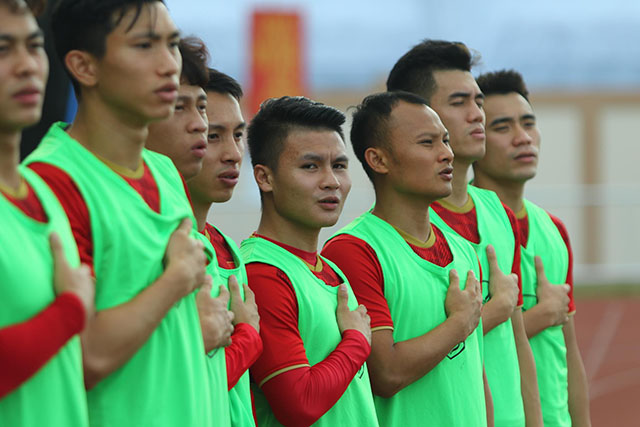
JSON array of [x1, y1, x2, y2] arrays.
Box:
[[482, 298, 512, 334], [0, 293, 85, 398], [484, 368, 494, 427], [369, 315, 471, 398], [82, 269, 187, 388], [225, 323, 263, 390], [511, 310, 543, 427], [564, 318, 591, 426], [261, 330, 370, 427], [522, 305, 553, 338]]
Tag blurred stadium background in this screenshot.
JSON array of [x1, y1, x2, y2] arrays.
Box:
[[25, 1, 640, 425]]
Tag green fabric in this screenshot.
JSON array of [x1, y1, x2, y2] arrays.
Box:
[[430, 185, 525, 427], [0, 167, 88, 426], [240, 236, 379, 427], [24, 122, 214, 427], [520, 199, 570, 427], [334, 211, 486, 427]]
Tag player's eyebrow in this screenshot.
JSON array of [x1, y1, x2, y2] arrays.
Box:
[[0, 29, 44, 43], [208, 122, 246, 132], [129, 29, 180, 40], [489, 116, 515, 127], [521, 113, 536, 121], [334, 154, 349, 164]]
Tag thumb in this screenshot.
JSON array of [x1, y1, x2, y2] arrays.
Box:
[[228, 275, 241, 299], [199, 276, 213, 295], [534, 256, 548, 283], [49, 232, 66, 268], [485, 244, 502, 276], [337, 283, 349, 310], [176, 218, 193, 233], [448, 269, 460, 290], [217, 285, 230, 304]]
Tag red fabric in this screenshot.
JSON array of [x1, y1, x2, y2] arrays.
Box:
[[245, 236, 368, 425], [204, 223, 236, 269], [0, 293, 85, 398], [1, 180, 48, 222], [548, 214, 576, 313], [431, 200, 523, 306], [224, 323, 262, 390], [259, 330, 370, 427], [322, 225, 457, 330], [517, 215, 529, 249], [28, 161, 161, 276]]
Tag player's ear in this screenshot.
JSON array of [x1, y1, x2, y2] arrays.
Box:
[[253, 164, 274, 193], [365, 147, 389, 175], [64, 50, 99, 88]]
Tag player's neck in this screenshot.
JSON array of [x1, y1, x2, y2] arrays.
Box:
[[440, 159, 471, 207], [0, 132, 22, 191], [191, 198, 211, 232], [256, 204, 319, 253], [474, 172, 526, 213], [372, 186, 433, 242], [67, 98, 149, 172]]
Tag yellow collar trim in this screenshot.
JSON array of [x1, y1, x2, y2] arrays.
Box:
[[437, 193, 475, 213], [0, 177, 27, 199], [95, 154, 144, 179], [514, 204, 527, 220], [393, 224, 436, 249]]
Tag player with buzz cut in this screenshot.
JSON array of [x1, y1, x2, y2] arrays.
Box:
[[475, 69, 590, 427], [386, 39, 543, 427], [323, 91, 487, 426], [241, 96, 379, 427], [187, 67, 263, 427], [145, 38, 237, 427], [0, 1, 94, 425], [24, 1, 216, 426]]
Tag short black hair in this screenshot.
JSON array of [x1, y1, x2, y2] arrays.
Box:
[[205, 68, 243, 101], [247, 96, 345, 170], [179, 36, 209, 88], [0, 0, 45, 15], [51, 0, 165, 95], [476, 69, 529, 102], [386, 39, 480, 103], [350, 91, 429, 181]]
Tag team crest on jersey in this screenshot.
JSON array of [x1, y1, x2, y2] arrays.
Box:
[[447, 341, 465, 359]]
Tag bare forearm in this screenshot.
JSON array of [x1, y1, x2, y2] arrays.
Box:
[[369, 316, 471, 398], [82, 269, 187, 388], [511, 310, 543, 427], [522, 306, 553, 338], [484, 369, 494, 427], [564, 318, 591, 426], [482, 299, 512, 334]]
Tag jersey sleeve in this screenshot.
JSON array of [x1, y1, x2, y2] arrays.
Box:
[[548, 214, 576, 314], [0, 293, 85, 398], [502, 203, 524, 307], [245, 263, 309, 386], [224, 323, 262, 390], [322, 234, 394, 331], [259, 330, 370, 427], [28, 162, 94, 276]]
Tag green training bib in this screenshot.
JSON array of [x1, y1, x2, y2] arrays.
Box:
[[334, 211, 486, 427], [240, 236, 379, 427], [25, 123, 214, 427], [0, 167, 88, 427], [520, 199, 570, 427], [431, 185, 525, 427]]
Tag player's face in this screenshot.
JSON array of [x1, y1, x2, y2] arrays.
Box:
[[384, 101, 454, 201], [93, 2, 181, 125], [268, 130, 351, 231], [188, 91, 245, 204], [147, 83, 208, 179], [0, 5, 48, 134], [429, 70, 485, 163], [475, 93, 540, 183]]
